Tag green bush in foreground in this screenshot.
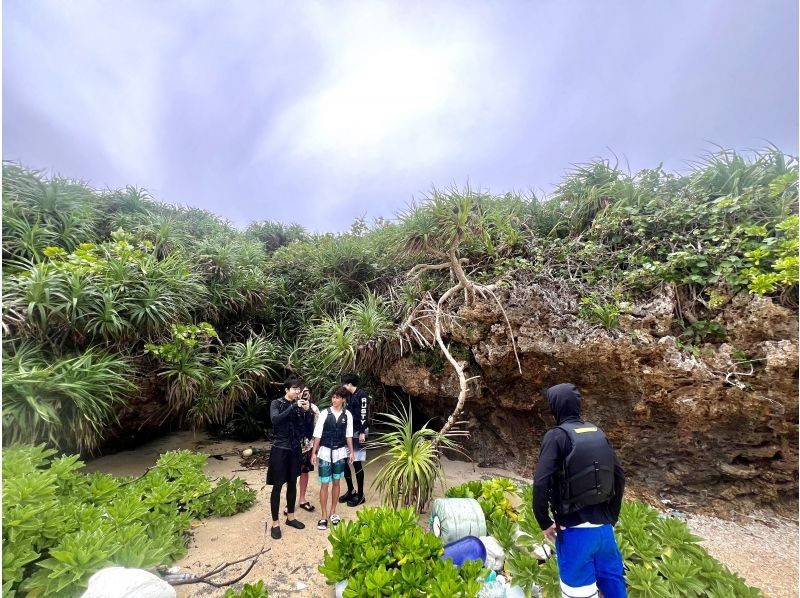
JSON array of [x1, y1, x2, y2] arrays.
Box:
[[325, 481, 762, 597], [319, 506, 486, 597], [2, 446, 256, 597]]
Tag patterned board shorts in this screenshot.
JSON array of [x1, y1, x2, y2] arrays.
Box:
[[318, 457, 348, 484]]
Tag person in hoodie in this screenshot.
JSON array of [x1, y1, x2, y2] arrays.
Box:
[[339, 373, 370, 507], [533, 383, 626, 598]]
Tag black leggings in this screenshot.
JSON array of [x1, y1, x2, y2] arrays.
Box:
[[270, 480, 297, 522], [269, 447, 300, 522], [343, 461, 364, 494]]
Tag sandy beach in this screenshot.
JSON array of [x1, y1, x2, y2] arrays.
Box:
[[84, 431, 799, 597]]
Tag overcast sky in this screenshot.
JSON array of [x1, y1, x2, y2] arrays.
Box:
[[4, 1, 798, 233]]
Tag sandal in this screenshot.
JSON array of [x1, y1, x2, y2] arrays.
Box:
[[330, 514, 341, 525], [299, 501, 316, 512], [317, 519, 328, 530]]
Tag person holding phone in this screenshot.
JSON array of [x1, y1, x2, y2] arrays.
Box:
[[268, 376, 308, 539], [294, 386, 319, 513], [311, 386, 354, 530]]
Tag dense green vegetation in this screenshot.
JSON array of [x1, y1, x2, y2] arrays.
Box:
[[2, 446, 256, 597], [2, 148, 797, 450], [319, 478, 759, 597]]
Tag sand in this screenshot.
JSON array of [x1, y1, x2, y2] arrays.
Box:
[[84, 431, 799, 597]]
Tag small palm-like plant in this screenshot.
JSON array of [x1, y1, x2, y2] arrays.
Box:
[[136, 212, 189, 259], [303, 312, 357, 375], [578, 295, 621, 330], [370, 402, 466, 513], [348, 292, 394, 341], [553, 159, 630, 235], [2, 214, 56, 263], [2, 343, 133, 453], [348, 292, 396, 373]]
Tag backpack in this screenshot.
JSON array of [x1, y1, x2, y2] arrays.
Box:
[[556, 421, 616, 515]]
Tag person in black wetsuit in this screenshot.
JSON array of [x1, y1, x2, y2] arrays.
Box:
[[268, 376, 307, 539]]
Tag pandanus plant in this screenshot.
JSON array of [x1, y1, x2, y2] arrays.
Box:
[[370, 402, 466, 513]]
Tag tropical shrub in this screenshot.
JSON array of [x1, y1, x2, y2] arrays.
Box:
[[549, 149, 798, 302], [319, 506, 486, 598], [3, 232, 208, 345], [145, 322, 219, 412], [2, 165, 101, 264], [2, 446, 256, 597], [370, 403, 465, 513], [144, 326, 279, 428]]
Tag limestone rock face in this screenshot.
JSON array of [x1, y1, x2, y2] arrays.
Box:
[[379, 282, 798, 514]]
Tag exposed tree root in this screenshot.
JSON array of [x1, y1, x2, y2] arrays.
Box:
[[400, 250, 522, 443]]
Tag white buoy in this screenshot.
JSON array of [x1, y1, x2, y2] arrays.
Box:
[[81, 567, 175, 598], [242, 448, 253, 458]]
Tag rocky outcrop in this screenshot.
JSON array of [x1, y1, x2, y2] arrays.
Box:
[[379, 280, 798, 515]]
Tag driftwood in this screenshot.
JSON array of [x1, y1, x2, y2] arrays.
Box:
[[164, 523, 271, 588]]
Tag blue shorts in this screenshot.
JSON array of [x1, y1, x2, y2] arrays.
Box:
[[555, 524, 626, 598], [318, 458, 347, 483]]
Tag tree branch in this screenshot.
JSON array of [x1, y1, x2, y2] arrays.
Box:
[[407, 260, 466, 279], [166, 524, 271, 588]]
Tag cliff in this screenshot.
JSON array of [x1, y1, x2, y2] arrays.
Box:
[[379, 278, 798, 515]]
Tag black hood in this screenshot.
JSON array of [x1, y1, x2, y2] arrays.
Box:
[[545, 383, 582, 424]]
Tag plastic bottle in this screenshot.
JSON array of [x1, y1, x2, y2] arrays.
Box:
[[478, 580, 507, 598]]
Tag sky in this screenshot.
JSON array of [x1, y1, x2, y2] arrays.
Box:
[[4, 1, 798, 233]]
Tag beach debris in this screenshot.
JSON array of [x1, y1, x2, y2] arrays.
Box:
[[81, 567, 176, 598]]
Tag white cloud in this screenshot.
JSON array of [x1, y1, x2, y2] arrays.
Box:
[[7, 1, 179, 184], [256, 3, 523, 191]]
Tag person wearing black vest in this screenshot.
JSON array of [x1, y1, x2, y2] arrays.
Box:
[[311, 386, 354, 530], [339, 373, 370, 507], [533, 383, 626, 598], [268, 376, 308, 539]]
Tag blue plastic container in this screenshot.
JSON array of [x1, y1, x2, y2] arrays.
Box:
[[442, 535, 487, 568]]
